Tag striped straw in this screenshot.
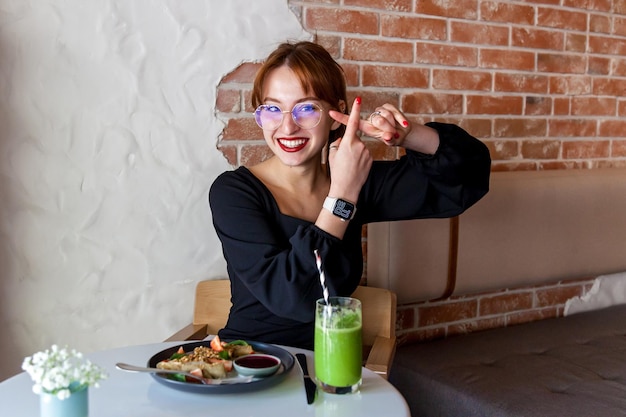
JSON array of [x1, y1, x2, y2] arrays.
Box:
[[314, 249, 329, 305]]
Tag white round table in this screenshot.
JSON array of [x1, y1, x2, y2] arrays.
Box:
[[0, 341, 410, 417]]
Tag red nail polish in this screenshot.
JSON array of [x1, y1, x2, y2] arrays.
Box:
[[355, 97, 361, 104], [402, 120, 409, 127], [394, 133, 400, 139]]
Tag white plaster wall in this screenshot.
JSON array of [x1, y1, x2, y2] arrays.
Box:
[[0, 0, 308, 381], [564, 272, 626, 316]]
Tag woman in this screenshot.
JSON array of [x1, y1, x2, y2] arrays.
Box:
[[210, 41, 490, 349]]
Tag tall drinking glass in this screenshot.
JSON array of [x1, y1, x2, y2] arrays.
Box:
[[314, 296, 362, 394]]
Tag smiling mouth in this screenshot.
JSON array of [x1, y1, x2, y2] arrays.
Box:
[[277, 138, 308, 152]]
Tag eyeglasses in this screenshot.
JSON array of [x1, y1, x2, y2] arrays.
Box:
[[254, 102, 324, 130]]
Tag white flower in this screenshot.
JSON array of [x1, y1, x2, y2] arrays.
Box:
[[22, 345, 107, 400]]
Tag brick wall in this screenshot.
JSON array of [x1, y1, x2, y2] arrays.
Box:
[[215, 1, 626, 343], [397, 277, 596, 344]]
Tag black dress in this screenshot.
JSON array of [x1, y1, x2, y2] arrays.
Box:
[[209, 122, 491, 349]]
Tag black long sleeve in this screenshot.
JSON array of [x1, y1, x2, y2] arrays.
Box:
[[209, 123, 490, 349]]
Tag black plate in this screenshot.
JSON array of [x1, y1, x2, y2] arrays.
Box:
[[147, 340, 295, 394]]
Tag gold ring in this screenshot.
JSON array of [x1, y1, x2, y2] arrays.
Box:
[[369, 111, 382, 123]]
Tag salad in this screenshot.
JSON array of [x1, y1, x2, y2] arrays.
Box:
[[156, 336, 254, 382]]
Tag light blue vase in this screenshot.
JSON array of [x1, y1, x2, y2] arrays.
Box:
[[40, 387, 88, 417]]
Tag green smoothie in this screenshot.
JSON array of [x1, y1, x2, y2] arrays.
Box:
[[314, 297, 362, 391]]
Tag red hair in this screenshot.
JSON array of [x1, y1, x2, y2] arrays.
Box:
[[251, 41, 347, 142]]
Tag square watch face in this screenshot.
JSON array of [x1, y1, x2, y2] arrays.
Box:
[[333, 199, 354, 219]]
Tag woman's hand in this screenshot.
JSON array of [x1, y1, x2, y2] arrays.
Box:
[[330, 103, 411, 147], [327, 97, 373, 203], [329, 101, 440, 155]]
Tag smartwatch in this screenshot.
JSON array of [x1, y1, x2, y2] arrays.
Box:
[[323, 197, 357, 221]]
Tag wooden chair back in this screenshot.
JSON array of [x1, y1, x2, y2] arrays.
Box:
[[192, 279, 232, 335], [352, 285, 397, 345]]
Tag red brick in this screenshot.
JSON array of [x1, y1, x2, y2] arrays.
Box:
[[565, 33, 587, 53], [243, 90, 254, 112], [416, 43, 478, 67], [344, 0, 412, 12], [305, 8, 378, 34], [239, 144, 273, 166], [315, 35, 341, 59], [480, 49, 535, 71], [562, 140, 610, 158], [571, 97, 617, 116], [506, 307, 559, 326], [221, 118, 261, 141], [590, 13, 611, 34], [512, 27, 564, 50], [402, 92, 463, 114], [599, 120, 626, 137], [548, 119, 596, 137], [451, 22, 508, 45], [593, 78, 626, 96], [538, 53, 586, 74], [344, 38, 413, 63], [615, 16, 626, 36], [589, 35, 626, 55], [588, 56, 611, 75], [612, 140, 626, 157], [352, 91, 400, 113], [525, 0, 560, 4], [562, 0, 611, 12], [485, 140, 519, 160], [467, 95, 524, 115], [620, 100, 626, 117], [362, 65, 429, 88], [481, 2, 534, 25], [494, 73, 549, 94], [613, 58, 626, 77], [479, 292, 533, 316], [396, 307, 415, 330], [364, 139, 398, 160], [494, 118, 547, 138], [432, 69, 491, 91], [554, 97, 571, 115], [381, 15, 446, 40], [417, 0, 478, 19], [448, 316, 505, 337], [491, 161, 538, 171], [539, 161, 594, 170], [418, 300, 478, 327], [537, 7, 587, 31], [525, 96, 552, 115], [457, 119, 492, 139], [549, 75, 592, 95], [521, 140, 561, 159], [535, 285, 585, 308], [341, 63, 360, 87], [216, 89, 241, 113]]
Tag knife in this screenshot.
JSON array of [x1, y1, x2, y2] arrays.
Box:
[[295, 353, 317, 404]]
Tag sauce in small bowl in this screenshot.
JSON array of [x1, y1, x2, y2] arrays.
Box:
[[233, 354, 281, 377]]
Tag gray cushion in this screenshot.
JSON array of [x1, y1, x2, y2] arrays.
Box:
[[390, 304, 626, 417]]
